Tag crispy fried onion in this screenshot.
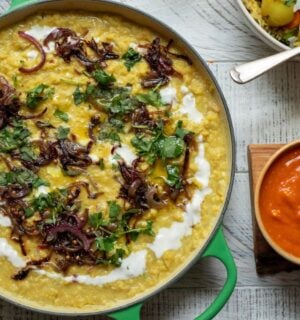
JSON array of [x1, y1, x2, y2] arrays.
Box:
[[118, 161, 164, 210], [56, 139, 92, 170], [0, 76, 21, 129], [12, 256, 50, 280], [18, 31, 46, 74], [141, 37, 191, 88], [44, 28, 119, 70]]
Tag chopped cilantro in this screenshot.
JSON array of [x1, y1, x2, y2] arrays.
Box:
[[122, 48, 142, 71], [54, 109, 69, 122], [92, 69, 116, 86], [26, 84, 54, 109], [136, 89, 163, 107], [56, 126, 70, 140], [95, 236, 116, 252], [166, 164, 182, 189], [99, 158, 105, 170], [73, 86, 86, 105], [108, 201, 121, 220], [0, 168, 48, 189]]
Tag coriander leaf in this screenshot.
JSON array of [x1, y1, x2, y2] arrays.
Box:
[[95, 236, 116, 252], [54, 109, 69, 122], [25, 207, 35, 218], [166, 164, 182, 189], [26, 84, 54, 109], [283, 0, 296, 6], [56, 126, 70, 140], [0, 168, 48, 189], [126, 220, 155, 241], [109, 248, 126, 266], [92, 69, 116, 86], [175, 120, 191, 139], [0, 121, 31, 153], [20, 145, 37, 162], [158, 136, 184, 159], [136, 90, 163, 107], [73, 86, 86, 105], [98, 128, 121, 143], [122, 48, 142, 71], [108, 201, 121, 220], [89, 212, 107, 229], [99, 158, 105, 170]]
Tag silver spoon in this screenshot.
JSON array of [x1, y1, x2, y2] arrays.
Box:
[[230, 46, 300, 84]]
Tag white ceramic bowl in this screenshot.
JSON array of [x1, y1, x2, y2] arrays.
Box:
[[236, 0, 290, 52]]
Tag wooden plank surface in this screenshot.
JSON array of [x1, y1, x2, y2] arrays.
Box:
[[1, 0, 300, 319]]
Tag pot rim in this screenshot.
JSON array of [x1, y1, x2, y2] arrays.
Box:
[[0, 0, 236, 316], [254, 140, 300, 265]]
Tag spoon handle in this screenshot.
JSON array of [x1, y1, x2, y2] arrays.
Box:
[[230, 47, 300, 84]]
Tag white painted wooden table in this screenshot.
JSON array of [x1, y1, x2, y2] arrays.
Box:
[[1, 0, 299, 319]]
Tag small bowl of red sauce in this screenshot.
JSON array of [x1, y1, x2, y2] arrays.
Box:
[[255, 141, 300, 264]]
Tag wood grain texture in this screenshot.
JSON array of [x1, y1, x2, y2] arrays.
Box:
[[1, 0, 300, 319]]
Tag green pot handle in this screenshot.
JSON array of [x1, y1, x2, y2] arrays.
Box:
[[109, 303, 142, 320], [194, 228, 237, 320], [9, 0, 37, 12], [109, 228, 236, 320]]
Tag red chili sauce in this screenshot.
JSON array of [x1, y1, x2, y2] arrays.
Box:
[[259, 147, 300, 257]]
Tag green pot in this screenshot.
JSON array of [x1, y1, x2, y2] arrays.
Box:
[[1, 1, 238, 319]]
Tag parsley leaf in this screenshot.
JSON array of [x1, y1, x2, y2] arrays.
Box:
[[26, 84, 54, 109], [122, 48, 142, 71]]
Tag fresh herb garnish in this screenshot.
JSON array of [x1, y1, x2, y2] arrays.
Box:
[[56, 126, 70, 140], [136, 89, 163, 107], [30, 188, 67, 222], [92, 69, 116, 86], [0, 168, 48, 189], [98, 127, 121, 143], [166, 164, 182, 189], [108, 201, 121, 220], [95, 236, 116, 252], [89, 212, 108, 229], [99, 158, 105, 170], [0, 120, 30, 153], [175, 120, 192, 139], [54, 109, 69, 122], [283, 0, 296, 6], [122, 48, 142, 71], [158, 136, 185, 159], [131, 121, 185, 163], [26, 84, 54, 109], [73, 86, 86, 105]]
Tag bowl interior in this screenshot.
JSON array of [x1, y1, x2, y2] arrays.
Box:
[[236, 0, 290, 52], [255, 140, 300, 265]]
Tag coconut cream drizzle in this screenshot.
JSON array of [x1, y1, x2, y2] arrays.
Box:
[[0, 126, 211, 285], [148, 138, 211, 257], [180, 92, 203, 124], [110, 144, 137, 165], [25, 26, 56, 52]]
